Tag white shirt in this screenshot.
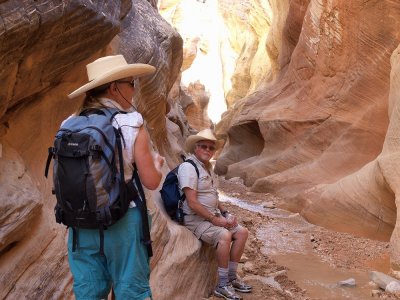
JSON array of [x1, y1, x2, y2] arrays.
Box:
[[98, 98, 143, 179], [177, 154, 219, 215]]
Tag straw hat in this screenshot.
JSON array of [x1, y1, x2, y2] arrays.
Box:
[[68, 55, 156, 98], [185, 129, 223, 153]]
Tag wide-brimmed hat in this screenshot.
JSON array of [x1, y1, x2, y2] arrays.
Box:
[[185, 129, 223, 153], [68, 55, 156, 98]]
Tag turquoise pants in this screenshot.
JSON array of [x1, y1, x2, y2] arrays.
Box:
[[68, 207, 152, 300]]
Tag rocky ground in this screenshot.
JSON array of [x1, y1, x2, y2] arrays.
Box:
[[205, 177, 399, 300]]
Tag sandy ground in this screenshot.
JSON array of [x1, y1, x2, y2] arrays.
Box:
[[205, 177, 399, 300]]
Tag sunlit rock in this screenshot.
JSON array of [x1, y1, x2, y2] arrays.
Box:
[[218, 0, 274, 107], [216, 0, 400, 272], [184, 81, 213, 131], [159, 0, 229, 123]]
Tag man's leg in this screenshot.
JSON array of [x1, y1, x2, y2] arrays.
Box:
[[214, 230, 241, 299], [216, 230, 232, 268], [230, 226, 248, 262], [228, 226, 252, 293], [215, 230, 232, 288]]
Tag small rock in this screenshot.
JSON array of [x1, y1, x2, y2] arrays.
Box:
[[243, 261, 255, 273], [266, 270, 287, 277], [368, 281, 380, 289], [240, 254, 249, 263], [371, 289, 381, 297], [338, 278, 356, 287], [262, 201, 276, 209], [246, 191, 256, 196], [385, 281, 400, 294], [284, 290, 293, 297], [288, 213, 300, 218], [228, 177, 243, 184], [242, 217, 253, 225], [392, 270, 400, 278], [370, 271, 400, 290]]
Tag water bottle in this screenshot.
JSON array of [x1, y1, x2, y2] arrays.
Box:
[[225, 213, 238, 229]]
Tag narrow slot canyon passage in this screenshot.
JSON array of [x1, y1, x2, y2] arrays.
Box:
[[1, 1, 400, 299]]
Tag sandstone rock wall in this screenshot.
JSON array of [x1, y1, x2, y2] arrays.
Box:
[[218, 0, 273, 107], [216, 0, 400, 270], [0, 1, 216, 299]]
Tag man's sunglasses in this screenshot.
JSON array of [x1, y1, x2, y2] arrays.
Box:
[[196, 144, 216, 152], [116, 79, 136, 88]]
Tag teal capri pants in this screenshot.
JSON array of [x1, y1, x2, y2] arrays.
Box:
[[68, 207, 152, 300]]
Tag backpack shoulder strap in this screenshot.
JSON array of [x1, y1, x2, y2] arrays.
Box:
[[99, 107, 125, 120], [101, 108, 128, 148], [131, 163, 153, 258], [184, 159, 200, 178]]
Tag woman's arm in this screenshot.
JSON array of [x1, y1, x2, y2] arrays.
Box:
[[133, 126, 163, 190], [184, 188, 228, 227]]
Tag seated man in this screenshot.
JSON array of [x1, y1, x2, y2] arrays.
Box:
[[178, 129, 252, 300]]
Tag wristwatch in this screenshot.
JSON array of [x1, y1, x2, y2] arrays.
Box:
[[221, 210, 229, 217]]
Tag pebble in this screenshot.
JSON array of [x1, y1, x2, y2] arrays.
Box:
[[228, 177, 243, 184], [338, 278, 356, 287], [386, 281, 400, 293], [369, 271, 400, 290], [266, 270, 287, 277], [243, 261, 255, 273], [240, 254, 249, 263], [262, 201, 276, 208], [288, 213, 300, 218], [368, 281, 379, 289], [371, 289, 381, 297]]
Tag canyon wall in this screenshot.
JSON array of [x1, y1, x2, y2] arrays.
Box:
[[4, 0, 400, 297], [216, 0, 400, 270], [0, 1, 216, 299]]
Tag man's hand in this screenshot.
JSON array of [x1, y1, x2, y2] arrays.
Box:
[[211, 215, 228, 228], [225, 214, 238, 229]]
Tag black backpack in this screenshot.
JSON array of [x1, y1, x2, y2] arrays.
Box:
[[160, 159, 199, 224], [45, 108, 152, 256]]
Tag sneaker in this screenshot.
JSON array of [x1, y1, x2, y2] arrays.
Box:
[[230, 278, 252, 293], [214, 284, 242, 300]]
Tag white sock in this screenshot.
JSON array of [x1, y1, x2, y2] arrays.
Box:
[[218, 267, 229, 287], [228, 261, 238, 281]]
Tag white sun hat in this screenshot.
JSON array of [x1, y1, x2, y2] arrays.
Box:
[[68, 55, 156, 99], [185, 129, 223, 153]]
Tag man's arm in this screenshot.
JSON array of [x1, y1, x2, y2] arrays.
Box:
[[184, 187, 228, 227]]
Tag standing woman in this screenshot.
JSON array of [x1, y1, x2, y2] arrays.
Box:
[[178, 129, 252, 300], [67, 55, 164, 299]]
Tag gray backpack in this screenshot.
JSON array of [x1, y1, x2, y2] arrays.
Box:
[[45, 108, 152, 256]]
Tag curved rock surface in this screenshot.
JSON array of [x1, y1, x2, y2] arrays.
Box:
[[0, 1, 215, 299], [216, 0, 400, 270]]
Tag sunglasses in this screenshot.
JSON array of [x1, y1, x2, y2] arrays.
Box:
[[196, 144, 216, 152], [116, 79, 136, 88]]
